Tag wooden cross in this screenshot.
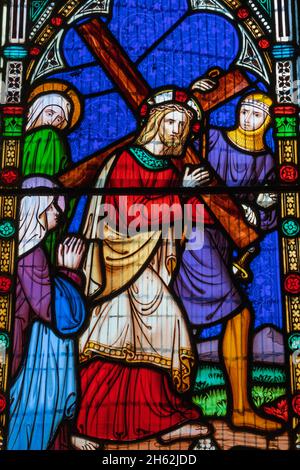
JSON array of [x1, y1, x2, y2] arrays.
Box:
[[59, 18, 258, 249]]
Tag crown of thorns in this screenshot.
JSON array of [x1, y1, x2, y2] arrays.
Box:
[[139, 88, 203, 134]]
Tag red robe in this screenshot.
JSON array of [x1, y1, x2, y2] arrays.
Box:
[[76, 147, 201, 442]]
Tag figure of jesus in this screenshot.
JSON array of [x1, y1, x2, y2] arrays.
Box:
[[71, 88, 211, 449]]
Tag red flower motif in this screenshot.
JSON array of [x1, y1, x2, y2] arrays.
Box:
[[192, 122, 201, 133], [237, 7, 250, 19], [280, 165, 298, 182], [140, 104, 148, 117], [29, 47, 41, 56], [0, 276, 12, 293], [259, 38, 270, 49], [1, 168, 18, 185], [264, 398, 288, 422], [51, 17, 63, 27], [284, 274, 300, 295], [175, 90, 188, 103], [0, 394, 6, 413], [292, 394, 300, 416]]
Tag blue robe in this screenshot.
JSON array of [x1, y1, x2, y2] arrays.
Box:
[[7, 276, 85, 450]]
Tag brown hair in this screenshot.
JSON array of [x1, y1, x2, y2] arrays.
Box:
[[135, 104, 193, 148]]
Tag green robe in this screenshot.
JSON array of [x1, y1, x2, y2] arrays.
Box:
[[23, 127, 68, 177], [22, 127, 71, 261]]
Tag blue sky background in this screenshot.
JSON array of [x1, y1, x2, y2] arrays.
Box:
[[49, 0, 282, 333]]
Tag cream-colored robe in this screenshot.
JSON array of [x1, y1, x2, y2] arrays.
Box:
[[79, 155, 195, 393]]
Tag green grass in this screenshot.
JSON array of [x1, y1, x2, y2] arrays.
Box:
[[192, 364, 287, 417], [193, 389, 227, 417], [252, 365, 286, 384], [251, 385, 286, 408], [194, 365, 225, 392]]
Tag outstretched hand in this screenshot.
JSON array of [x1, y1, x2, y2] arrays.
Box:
[[57, 236, 86, 270], [191, 77, 217, 92]]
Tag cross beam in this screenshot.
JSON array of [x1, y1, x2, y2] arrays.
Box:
[[59, 18, 258, 249]]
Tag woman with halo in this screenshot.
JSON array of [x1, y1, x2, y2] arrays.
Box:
[[22, 81, 81, 176], [22, 82, 81, 259]]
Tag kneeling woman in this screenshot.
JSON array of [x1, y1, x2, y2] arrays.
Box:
[[8, 176, 86, 450]]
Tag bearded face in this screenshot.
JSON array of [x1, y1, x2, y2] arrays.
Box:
[[158, 110, 189, 156], [135, 105, 194, 156]]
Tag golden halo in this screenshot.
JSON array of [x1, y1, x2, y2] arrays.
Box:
[[28, 81, 81, 129]]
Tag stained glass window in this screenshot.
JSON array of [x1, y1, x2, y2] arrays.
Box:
[[0, 0, 299, 454]]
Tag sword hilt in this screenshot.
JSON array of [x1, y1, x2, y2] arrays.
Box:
[[232, 246, 257, 281]]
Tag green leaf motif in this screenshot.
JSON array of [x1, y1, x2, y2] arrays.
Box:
[[0, 220, 15, 238], [3, 117, 23, 137], [288, 333, 300, 351], [275, 117, 297, 137], [0, 333, 9, 351], [282, 219, 300, 237]]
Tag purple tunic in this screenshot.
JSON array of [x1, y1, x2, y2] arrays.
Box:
[[174, 129, 276, 326], [13, 246, 82, 378], [207, 129, 276, 231]]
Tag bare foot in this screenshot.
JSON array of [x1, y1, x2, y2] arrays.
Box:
[[213, 420, 268, 450], [160, 422, 211, 443], [71, 435, 100, 450], [232, 410, 283, 432], [267, 432, 290, 450]]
